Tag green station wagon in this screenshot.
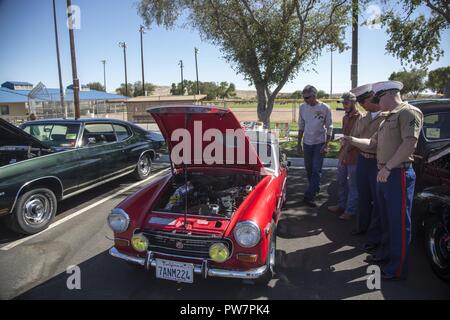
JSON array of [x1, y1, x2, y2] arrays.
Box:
[[0, 118, 160, 235]]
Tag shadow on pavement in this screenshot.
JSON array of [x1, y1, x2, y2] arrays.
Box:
[[15, 168, 450, 300], [0, 164, 169, 246]]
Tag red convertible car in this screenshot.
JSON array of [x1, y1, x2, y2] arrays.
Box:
[[108, 105, 288, 284]]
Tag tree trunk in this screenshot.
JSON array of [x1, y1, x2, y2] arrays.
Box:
[[255, 84, 275, 128]]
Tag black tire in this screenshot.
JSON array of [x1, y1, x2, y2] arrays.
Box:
[[424, 213, 450, 282], [254, 221, 277, 286], [8, 188, 57, 235], [134, 153, 153, 180]]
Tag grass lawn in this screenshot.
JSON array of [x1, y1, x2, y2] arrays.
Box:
[[280, 140, 341, 158], [274, 122, 342, 131], [211, 100, 343, 110]]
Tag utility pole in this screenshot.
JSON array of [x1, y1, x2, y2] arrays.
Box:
[[101, 60, 106, 92], [330, 47, 333, 98], [67, 0, 80, 119], [118, 42, 128, 97], [179, 60, 184, 96], [351, 0, 358, 89], [139, 25, 146, 96], [52, 0, 66, 118], [194, 47, 200, 95]]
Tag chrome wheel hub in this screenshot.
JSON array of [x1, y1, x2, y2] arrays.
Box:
[[139, 156, 151, 175], [23, 194, 52, 225]]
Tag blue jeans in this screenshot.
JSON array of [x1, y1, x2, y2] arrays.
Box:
[[303, 143, 325, 200], [337, 163, 358, 215], [356, 155, 382, 245]]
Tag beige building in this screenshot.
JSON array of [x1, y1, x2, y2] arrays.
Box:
[[126, 95, 207, 123]]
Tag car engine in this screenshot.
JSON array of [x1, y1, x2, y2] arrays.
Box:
[[155, 173, 259, 218]]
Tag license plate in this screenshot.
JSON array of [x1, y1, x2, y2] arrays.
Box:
[[155, 259, 194, 283]]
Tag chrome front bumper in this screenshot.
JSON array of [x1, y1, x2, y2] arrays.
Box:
[[109, 247, 267, 280]]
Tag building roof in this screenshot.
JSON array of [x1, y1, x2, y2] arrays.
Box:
[[1, 81, 33, 88], [126, 95, 207, 103], [0, 87, 127, 104], [0, 87, 29, 103], [65, 89, 127, 101]]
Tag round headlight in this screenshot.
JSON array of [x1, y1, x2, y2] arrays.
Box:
[[107, 208, 130, 233], [209, 243, 230, 263], [234, 221, 261, 248], [131, 233, 149, 252]]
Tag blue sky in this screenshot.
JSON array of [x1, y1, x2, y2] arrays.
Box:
[[0, 0, 449, 94]]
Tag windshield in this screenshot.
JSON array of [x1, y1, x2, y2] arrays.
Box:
[[423, 112, 450, 141], [251, 142, 277, 171], [22, 123, 80, 148]]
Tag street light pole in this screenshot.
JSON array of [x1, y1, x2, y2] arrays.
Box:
[[52, 0, 66, 118], [139, 26, 146, 96], [67, 0, 80, 119], [179, 60, 184, 96], [101, 60, 106, 92], [194, 47, 200, 95], [118, 42, 128, 97], [330, 47, 333, 99]]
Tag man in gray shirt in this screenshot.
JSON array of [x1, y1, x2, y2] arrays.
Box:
[[297, 85, 333, 207]]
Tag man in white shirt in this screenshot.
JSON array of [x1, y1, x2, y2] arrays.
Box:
[[297, 85, 333, 207]]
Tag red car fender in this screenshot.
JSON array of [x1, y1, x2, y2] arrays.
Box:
[[113, 173, 171, 244]]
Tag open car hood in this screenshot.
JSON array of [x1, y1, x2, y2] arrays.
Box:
[[147, 105, 264, 171], [0, 118, 50, 150]]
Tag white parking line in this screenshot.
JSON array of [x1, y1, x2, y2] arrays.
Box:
[[0, 168, 170, 251]]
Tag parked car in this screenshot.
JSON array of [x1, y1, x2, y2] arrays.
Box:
[[0, 118, 159, 235], [108, 105, 289, 285], [410, 99, 450, 282]]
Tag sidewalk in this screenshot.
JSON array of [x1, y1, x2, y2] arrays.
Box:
[[287, 157, 338, 168]]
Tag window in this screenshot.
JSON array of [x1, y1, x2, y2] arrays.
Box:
[[22, 123, 80, 148], [423, 113, 450, 141], [1, 106, 9, 115], [113, 124, 131, 142], [82, 123, 117, 146]]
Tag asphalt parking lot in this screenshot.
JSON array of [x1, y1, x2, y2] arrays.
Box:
[[0, 163, 448, 300]]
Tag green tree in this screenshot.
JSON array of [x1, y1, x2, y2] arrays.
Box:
[[389, 69, 427, 98], [376, 0, 450, 67], [290, 90, 303, 99], [115, 83, 134, 97], [86, 82, 105, 92], [427, 66, 450, 95], [133, 81, 156, 97], [317, 90, 329, 99], [170, 80, 237, 100], [137, 0, 349, 127], [217, 82, 236, 99]]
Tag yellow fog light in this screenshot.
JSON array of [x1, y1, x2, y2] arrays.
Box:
[[209, 243, 229, 263], [131, 233, 148, 252]]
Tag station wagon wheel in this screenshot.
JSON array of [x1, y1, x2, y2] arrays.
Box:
[[9, 188, 57, 235], [134, 153, 153, 180]]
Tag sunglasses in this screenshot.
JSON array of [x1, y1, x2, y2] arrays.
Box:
[[303, 95, 313, 100]]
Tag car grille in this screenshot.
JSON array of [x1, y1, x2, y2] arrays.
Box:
[[142, 230, 233, 259]]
